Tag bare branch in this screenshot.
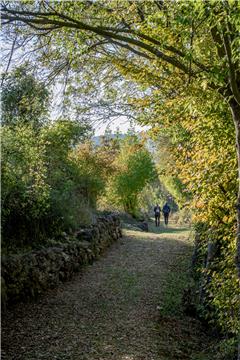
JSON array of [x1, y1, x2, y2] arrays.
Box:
[[1, 35, 17, 86], [108, 38, 152, 60]]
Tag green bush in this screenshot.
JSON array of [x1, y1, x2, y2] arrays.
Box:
[[1, 120, 96, 250], [105, 136, 157, 216], [2, 125, 50, 247]]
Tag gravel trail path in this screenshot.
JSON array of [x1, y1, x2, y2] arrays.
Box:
[[2, 223, 197, 360]]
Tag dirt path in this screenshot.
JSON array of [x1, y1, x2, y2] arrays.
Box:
[[2, 222, 208, 360]]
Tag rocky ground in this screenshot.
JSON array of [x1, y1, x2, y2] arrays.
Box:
[[2, 221, 211, 360]]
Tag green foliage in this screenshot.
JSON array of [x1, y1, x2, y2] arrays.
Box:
[[2, 66, 49, 129], [105, 136, 157, 216], [41, 120, 93, 231], [70, 142, 108, 208], [164, 93, 240, 336], [1, 125, 50, 247], [1, 68, 95, 247], [151, 134, 190, 210], [138, 181, 164, 214]]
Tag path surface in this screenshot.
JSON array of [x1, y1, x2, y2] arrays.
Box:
[[2, 222, 206, 360]]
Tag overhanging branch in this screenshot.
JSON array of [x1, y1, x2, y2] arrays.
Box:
[[1, 8, 194, 76]]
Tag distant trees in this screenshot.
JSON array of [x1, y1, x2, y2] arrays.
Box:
[[105, 136, 156, 216]]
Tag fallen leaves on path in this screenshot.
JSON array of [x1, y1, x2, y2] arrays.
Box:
[[2, 222, 209, 360]]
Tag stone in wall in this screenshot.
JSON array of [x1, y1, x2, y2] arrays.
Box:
[[1, 214, 122, 309]]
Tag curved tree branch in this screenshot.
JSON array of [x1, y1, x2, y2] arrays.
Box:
[[1, 7, 194, 76]]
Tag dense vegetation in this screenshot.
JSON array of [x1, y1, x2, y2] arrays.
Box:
[[2, 68, 158, 251], [150, 90, 239, 340], [1, 0, 240, 357]]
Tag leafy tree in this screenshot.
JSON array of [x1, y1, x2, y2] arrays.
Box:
[[1, 125, 50, 247], [1, 119, 94, 249], [2, 66, 49, 129], [70, 141, 109, 208], [106, 136, 156, 215], [40, 120, 93, 230], [157, 90, 240, 335], [152, 134, 190, 208]]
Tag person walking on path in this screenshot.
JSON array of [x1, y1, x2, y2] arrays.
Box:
[[154, 204, 161, 227], [163, 203, 171, 225]]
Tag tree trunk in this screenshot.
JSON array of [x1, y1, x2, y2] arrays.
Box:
[[229, 99, 240, 278], [228, 99, 240, 360]]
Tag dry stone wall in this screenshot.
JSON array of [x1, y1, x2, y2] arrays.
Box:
[[1, 215, 122, 309]]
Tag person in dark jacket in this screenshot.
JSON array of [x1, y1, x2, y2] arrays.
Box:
[[162, 202, 171, 225], [154, 204, 161, 227]]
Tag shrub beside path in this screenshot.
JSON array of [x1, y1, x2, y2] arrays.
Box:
[[2, 221, 210, 360]]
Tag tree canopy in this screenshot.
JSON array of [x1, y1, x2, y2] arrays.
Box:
[[2, 1, 239, 102]]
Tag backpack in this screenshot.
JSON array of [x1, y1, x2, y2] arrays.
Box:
[[163, 204, 170, 214], [155, 206, 160, 214]]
